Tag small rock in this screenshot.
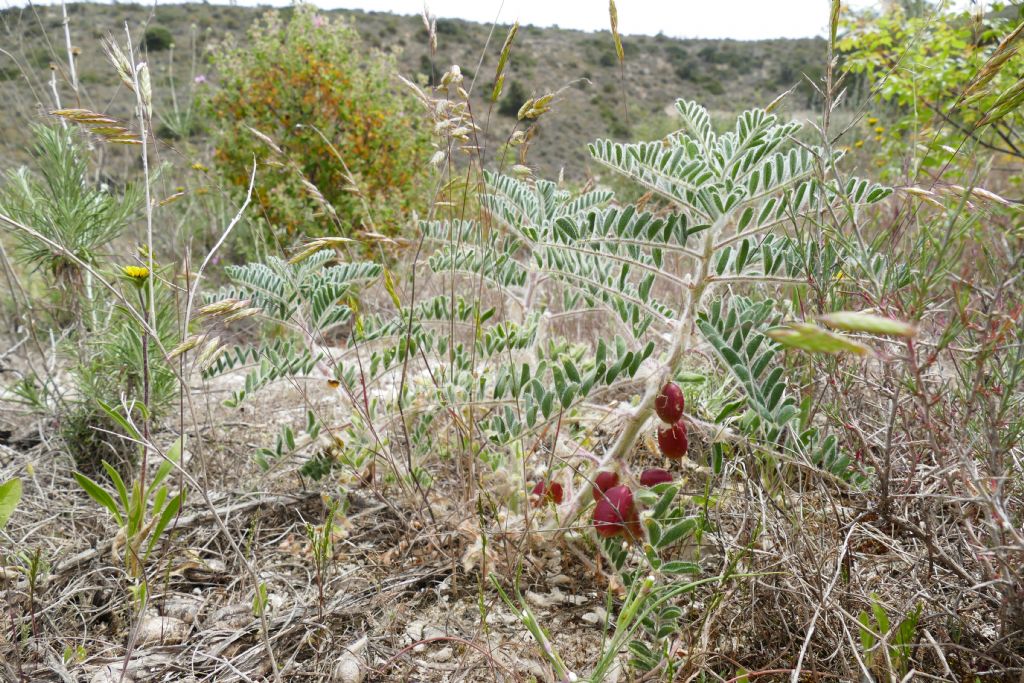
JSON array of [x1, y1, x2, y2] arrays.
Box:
[[548, 573, 572, 586], [422, 625, 445, 640], [430, 646, 453, 662], [89, 666, 134, 683], [331, 656, 362, 683], [525, 590, 553, 608], [209, 603, 250, 629], [137, 615, 189, 646], [527, 587, 585, 608], [485, 610, 516, 626], [266, 592, 285, 613], [405, 620, 424, 641], [160, 593, 204, 624], [330, 635, 367, 683]]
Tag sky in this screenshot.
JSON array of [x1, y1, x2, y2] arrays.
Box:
[[2, 0, 983, 40], [324, 0, 880, 40]]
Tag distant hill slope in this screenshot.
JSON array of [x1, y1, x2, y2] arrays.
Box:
[[0, 2, 827, 179]]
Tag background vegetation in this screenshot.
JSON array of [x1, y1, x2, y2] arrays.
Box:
[[0, 1, 1021, 682], [0, 2, 828, 178]]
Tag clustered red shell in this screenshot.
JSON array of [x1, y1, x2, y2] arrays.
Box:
[[639, 467, 673, 487], [592, 485, 641, 539], [530, 480, 563, 507], [655, 382, 685, 424], [657, 419, 689, 460], [588, 385, 689, 539], [591, 471, 620, 501]]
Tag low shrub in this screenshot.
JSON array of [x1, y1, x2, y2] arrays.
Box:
[[207, 5, 433, 243], [143, 25, 174, 52]]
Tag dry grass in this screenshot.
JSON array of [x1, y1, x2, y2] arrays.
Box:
[[0, 3, 1022, 683]]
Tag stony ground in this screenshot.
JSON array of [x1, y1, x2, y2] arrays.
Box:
[[0, 361, 636, 682]]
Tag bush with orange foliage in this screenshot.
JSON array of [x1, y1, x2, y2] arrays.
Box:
[[208, 5, 432, 242]]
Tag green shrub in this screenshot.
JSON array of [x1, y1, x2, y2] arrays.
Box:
[[701, 77, 725, 95], [0, 125, 140, 298], [498, 81, 528, 118], [143, 25, 174, 52], [434, 19, 463, 36], [208, 5, 432, 242], [840, 4, 1024, 180], [27, 48, 53, 70], [598, 51, 618, 67], [65, 270, 179, 477], [0, 125, 174, 477]]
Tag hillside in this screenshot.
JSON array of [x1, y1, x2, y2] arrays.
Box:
[[1, 2, 1023, 681], [0, 2, 828, 178]]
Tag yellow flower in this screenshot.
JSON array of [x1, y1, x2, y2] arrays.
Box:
[[867, 117, 878, 125], [191, 161, 209, 172], [874, 126, 885, 134], [874, 135, 883, 142], [854, 140, 864, 148], [122, 265, 150, 280]]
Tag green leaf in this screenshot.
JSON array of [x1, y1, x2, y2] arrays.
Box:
[[767, 323, 874, 356], [101, 461, 129, 512], [816, 311, 917, 338], [712, 443, 724, 473], [715, 399, 745, 423], [628, 639, 658, 670], [145, 489, 185, 559], [151, 486, 169, 516], [96, 399, 143, 442], [645, 518, 662, 547], [541, 391, 554, 419], [858, 609, 875, 656], [73, 472, 123, 526], [652, 485, 678, 518], [382, 268, 403, 309], [0, 478, 23, 530], [253, 582, 268, 616], [655, 517, 698, 549], [128, 480, 145, 536], [560, 384, 577, 409], [563, 358, 581, 384], [871, 596, 890, 636]]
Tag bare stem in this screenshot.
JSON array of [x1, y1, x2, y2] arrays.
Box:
[[61, 0, 78, 97]]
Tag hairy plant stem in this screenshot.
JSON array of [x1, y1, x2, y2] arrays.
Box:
[[551, 217, 722, 534]]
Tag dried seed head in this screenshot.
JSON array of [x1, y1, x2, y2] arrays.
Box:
[[168, 334, 206, 360]]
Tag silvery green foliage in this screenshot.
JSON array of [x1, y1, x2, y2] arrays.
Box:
[[203, 99, 889, 483], [216, 251, 381, 332], [583, 100, 888, 483]]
